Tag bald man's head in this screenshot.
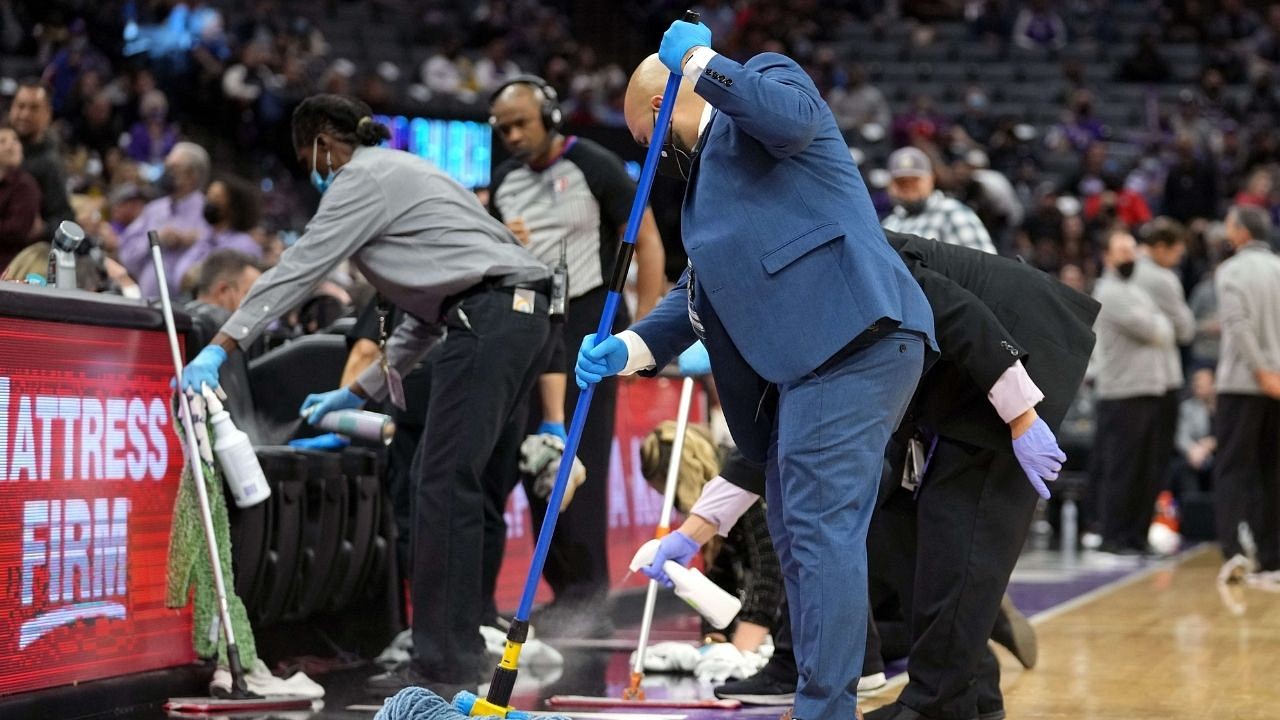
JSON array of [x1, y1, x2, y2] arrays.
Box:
[[624, 54, 706, 153]]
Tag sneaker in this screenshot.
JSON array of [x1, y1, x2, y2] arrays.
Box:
[[857, 672, 887, 696], [714, 668, 796, 705], [989, 594, 1037, 669], [210, 659, 321, 699], [375, 629, 414, 670], [365, 663, 476, 699]]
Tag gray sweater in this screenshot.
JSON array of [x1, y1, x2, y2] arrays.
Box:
[[1092, 269, 1176, 399], [1133, 255, 1194, 391], [223, 145, 548, 400], [1215, 241, 1280, 395]]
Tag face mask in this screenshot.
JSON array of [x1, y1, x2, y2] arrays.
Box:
[[203, 204, 225, 225], [156, 170, 176, 194], [654, 111, 691, 181], [310, 136, 335, 194], [898, 198, 928, 216], [1116, 260, 1136, 279]]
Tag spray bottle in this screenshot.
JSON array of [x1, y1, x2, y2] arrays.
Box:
[[304, 408, 396, 446], [630, 539, 743, 630], [202, 385, 271, 508]]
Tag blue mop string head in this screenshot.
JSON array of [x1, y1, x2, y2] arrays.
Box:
[[377, 688, 568, 720]]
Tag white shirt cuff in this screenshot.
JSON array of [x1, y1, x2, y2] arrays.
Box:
[[988, 360, 1045, 425], [120, 284, 142, 299], [689, 476, 760, 537], [617, 330, 656, 375], [682, 47, 718, 82]]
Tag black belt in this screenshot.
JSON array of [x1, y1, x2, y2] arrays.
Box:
[[442, 274, 551, 314], [812, 318, 902, 375]]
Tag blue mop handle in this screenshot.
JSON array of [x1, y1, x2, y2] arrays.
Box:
[[515, 24, 692, 622]]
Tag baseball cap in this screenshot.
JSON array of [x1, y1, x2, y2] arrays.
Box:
[[887, 146, 932, 178]]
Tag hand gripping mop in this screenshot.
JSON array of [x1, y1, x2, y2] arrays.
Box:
[[546, 376, 742, 712], [454, 11, 703, 719], [148, 231, 311, 714]]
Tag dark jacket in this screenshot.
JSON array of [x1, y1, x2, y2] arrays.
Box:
[[886, 231, 1100, 453], [20, 133, 75, 238], [721, 232, 1100, 494]]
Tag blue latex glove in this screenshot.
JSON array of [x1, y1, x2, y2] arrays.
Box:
[[537, 421, 567, 442], [575, 334, 629, 390], [1011, 417, 1066, 499], [677, 341, 711, 376], [659, 19, 712, 75], [299, 386, 365, 425], [288, 433, 351, 451], [642, 531, 701, 588], [180, 345, 227, 393]]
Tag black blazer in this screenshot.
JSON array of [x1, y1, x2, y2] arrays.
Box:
[[720, 233, 1101, 496], [886, 231, 1100, 453]]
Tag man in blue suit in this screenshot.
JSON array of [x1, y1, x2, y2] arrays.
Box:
[[576, 19, 936, 720]]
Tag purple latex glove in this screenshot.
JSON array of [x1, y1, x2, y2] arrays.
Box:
[[1011, 417, 1066, 499], [642, 531, 700, 588]]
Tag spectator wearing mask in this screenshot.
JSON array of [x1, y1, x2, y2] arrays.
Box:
[[1214, 205, 1280, 572], [174, 175, 264, 284], [882, 147, 996, 254], [1173, 366, 1216, 496], [0, 124, 40, 269], [8, 78, 73, 240], [118, 141, 214, 298], [1133, 217, 1195, 511], [1163, 134, 1220, 224], [127, 90, 181, 167], [1012, 0, 1068, 51], [1091, 228, 1177, 555]]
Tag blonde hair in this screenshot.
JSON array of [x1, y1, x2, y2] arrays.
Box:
[[2, 242, 51, 282]]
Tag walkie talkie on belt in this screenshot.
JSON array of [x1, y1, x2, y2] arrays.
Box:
[[550, 235, 568, 323]]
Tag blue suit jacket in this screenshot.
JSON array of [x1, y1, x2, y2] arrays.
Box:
[[631, 52, 934, 462]]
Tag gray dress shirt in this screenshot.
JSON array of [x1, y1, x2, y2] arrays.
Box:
[[1133, 255, 1194, 391], [1215, 242, 1280, 395], [222, 146, 548, 400], [1092, 269, 1176, 399]]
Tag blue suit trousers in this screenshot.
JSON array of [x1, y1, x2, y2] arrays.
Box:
[[765, 331, 925, 720]]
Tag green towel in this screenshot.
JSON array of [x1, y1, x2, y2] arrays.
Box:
[[164, 393, 258, 666]]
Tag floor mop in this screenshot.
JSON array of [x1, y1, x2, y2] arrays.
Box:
[[145, 231, 311, 714], [546, 377, 740, 712], [446, 11, 706, 720]]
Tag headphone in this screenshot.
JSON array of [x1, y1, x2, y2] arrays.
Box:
[[488, 74, 563, 133]]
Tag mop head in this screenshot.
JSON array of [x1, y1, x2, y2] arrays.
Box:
[[375, 687, 570, 720], [164, 391, 258, 666]]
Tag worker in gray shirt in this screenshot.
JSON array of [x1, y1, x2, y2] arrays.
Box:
[[1091, 228, 1176, 554], [1214, 205, 1280, 573], [1133, 218, 1195, 522], [180, 94, 552, 698]]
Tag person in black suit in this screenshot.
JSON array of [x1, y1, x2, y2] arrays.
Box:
[[657, 232, 1099, 720], [862, 232, 1099, 720]]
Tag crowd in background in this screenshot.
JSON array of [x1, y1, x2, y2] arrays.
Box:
[[2, 0, 1280, 547]]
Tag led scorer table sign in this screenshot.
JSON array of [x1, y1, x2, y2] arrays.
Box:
[[0, 316, 193, 696]]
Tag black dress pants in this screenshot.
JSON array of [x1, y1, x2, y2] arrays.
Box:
[[1094, 396, 1166, 550], [522, 286, 627, 604], [409, 288, 550, 682], [1213, 394, 1280, 570], [884, 439, 1037, 720]]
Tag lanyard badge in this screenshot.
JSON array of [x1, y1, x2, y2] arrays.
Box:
[[376, 295, 407, 411]]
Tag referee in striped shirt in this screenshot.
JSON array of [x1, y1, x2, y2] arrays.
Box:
[[488, 75, 665, 634], [881, 146, 997, 255]]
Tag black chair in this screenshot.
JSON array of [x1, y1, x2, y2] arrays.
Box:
[[288, 450, 348, 620], [326, 448, 383, 612], [252, 447, 307, 625]]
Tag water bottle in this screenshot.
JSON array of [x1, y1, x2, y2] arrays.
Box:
[[310, 409, 396, 446], [202, 387, 271, 508]]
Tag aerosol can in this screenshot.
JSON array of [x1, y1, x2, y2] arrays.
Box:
[[304, 408, 396, 446], [630, 539, 743, 629], [202, 386, 271, 508]]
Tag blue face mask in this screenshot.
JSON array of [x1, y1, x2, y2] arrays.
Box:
[[310, 136, 335, 194]]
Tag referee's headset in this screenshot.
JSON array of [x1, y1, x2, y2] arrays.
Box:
[[488, 74, 563, 134]]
